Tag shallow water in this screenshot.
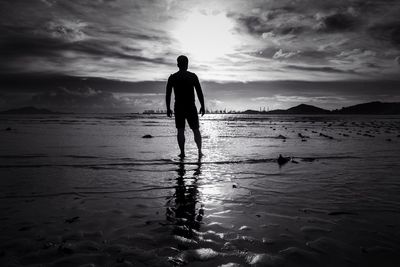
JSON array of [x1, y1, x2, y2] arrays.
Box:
[[0, 114, 400, 266]]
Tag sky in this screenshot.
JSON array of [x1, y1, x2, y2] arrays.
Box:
[[0, 0, 400, 112]]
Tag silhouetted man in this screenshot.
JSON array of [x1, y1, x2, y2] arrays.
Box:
[[166, 55, 205, 158]]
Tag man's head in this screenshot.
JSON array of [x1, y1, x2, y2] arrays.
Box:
[[177, 55, 188, 70]]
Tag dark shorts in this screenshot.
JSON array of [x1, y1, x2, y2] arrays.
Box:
[[174, 105, 199, 129]]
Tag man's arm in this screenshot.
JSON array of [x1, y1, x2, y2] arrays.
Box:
[[166, 76, 173, 117], [194, 75, 205, 116]]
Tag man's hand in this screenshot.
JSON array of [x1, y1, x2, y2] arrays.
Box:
[[199, 106, 205, 116], [167, 109, 173, 117]]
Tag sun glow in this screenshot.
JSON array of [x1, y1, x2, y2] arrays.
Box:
[[173, 11, 238, 61]]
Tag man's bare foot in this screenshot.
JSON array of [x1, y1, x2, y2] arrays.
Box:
[[198, 151, 204, 158]]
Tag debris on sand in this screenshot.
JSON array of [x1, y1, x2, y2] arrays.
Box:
[[142, 134, 153, 138], [362, 133, 374, 138], [319, 133, 334, 139], [18, 226, 32, 231], [298, 133, 310, 139], [65, 216, 80, 224], [5, 127, 12, 131], [277, 154, 291, 165], [276, 134, 287, 139]]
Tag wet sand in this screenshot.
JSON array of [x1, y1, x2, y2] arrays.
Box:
[[1, 114, 400, 266]]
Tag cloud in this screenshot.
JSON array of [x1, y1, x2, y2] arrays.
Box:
[[1, 0, 400, 84], [234, 10, 307, 38], [0, 73, 166, 94], [285, 65, 353, 74], [46, 19, 88, 42], [368, 21, 400, 48], [333, 49, 377, 68], [235, 15, 269, 36], [0, 22, 170, 77], [40, 0, 56, 7], [29, 86, 166, 112], [315, 13, 359, 32], [207, 99, 225, 110], [31, 87, 122, 110], [273, 49, 300, 59]]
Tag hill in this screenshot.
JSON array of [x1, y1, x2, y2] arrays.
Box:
[[243, 102, 400, 115], [245, 104, 330, 115], [0, 106, 65, 115], [275, 104, 330, 114], [242, 109, 267, 114], [333, 101, 400, 115]]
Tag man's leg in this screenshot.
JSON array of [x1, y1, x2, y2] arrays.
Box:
[[177, 128, 185, 158], [193, 128, 202, 156]]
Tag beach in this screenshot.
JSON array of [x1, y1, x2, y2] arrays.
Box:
[[1, 113, 400, 266]]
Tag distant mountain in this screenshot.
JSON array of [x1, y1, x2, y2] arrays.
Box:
[[242, 102, 400, 115], [270, 104, 330, 114], [244, 104, 329, 115], [333, 101, 400, 115], [0, 106, 65, 115], [242, 109, 265, 114]]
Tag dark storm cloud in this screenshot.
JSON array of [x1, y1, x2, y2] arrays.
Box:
[[0, 73, 165, 94], [234, 13, 306, 37], [0, 24, 169, 73], [237, 15, 265, 35], [0, 0, 174, 78], [235, 9, 359, 38], [368, 21, 400, 48], [316, 13, 359, 32]]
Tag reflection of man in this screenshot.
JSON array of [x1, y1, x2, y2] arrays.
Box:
[[166, 161, 203, 239], [166, 55, 205, 158]]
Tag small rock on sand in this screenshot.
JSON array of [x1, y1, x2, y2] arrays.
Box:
[[142, 134, 153, 138], [65, 216, 80, 224], [18, 226, 32, 231], [276, 134, 287, 139], [277, 154, 291, 165]]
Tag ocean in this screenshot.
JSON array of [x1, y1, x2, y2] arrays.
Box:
[[1, 113, 400, 266]]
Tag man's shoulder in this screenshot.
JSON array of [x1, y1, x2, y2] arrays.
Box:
[[186, 71, 197, 77], [169, 72, 178, 78]]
